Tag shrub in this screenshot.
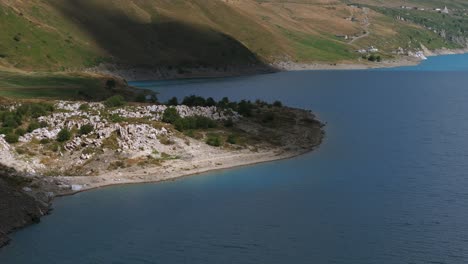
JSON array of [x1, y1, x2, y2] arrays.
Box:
[[0, 127, 13, 135], [162, 107, 180, 124], [262, 112, 275, 123], [273, 100, 283, 108], [4, 133, 19, 144], [218, 97, 230, 108], [104, 95, 126, 108], [79, 124, 94, 135], [40, 138, 50, 144], [2, 114, 20, 128], [182, 95, 207, 106], [237, 100, 254, 117], [368, 54, 381, 62], [205, 97, 217, 107], [167, 97, 179, 106], [109, 114, 124, 123], [28, 121, 47, 132], [79, 103, 90, 111], [227, 135, 237, 144], [173, 116, 217, 131], [15, 128, 26, 136], [223, 119, 234, 128], [106, 79, 116, 89], [149, 94, 159, 103], [57, 128, 72, 142], [16, 102, 54, 118], [135, 94, 147, 103], [206, 134, 222, 147]]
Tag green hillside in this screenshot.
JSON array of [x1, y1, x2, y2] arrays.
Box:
[[0, 0, 466, 100]]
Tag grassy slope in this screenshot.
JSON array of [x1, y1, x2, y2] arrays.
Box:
[[0, 0, 460, 72], [0, 70, 137, 100], [347, 0, 468, 9]]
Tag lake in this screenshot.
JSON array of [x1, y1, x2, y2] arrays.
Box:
[[1, 54, 468, 263]]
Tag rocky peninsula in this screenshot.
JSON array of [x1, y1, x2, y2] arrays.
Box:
[[0, 97, 324, 247]]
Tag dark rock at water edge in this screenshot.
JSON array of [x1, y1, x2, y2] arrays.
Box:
[[0, 168, 50, 249]]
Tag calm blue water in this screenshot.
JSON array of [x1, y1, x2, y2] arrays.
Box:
[[2, 55, 468, 263]]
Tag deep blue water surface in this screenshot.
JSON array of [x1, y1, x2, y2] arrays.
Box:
[[2, 55, 468, 263]]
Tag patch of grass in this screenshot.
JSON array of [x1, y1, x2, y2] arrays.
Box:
[[158, 135, 175, 145], [102, 133, 119, 150], [206, 133, 222, 147], [279, 27, 356, 62]]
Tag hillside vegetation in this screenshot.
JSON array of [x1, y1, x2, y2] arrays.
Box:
[[0, 0, 466, 86]]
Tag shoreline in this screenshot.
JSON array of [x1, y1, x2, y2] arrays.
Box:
[[57, 142, 322, 197], [86, 49, 468, 82]]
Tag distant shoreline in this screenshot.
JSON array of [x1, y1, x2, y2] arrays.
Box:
[[90, 49, 468, 82]]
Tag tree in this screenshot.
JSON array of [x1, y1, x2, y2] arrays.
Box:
[[167, 97, 179, 106], [104, 95, 126, 108], [237, 100, 254, 117], [273, 100, 283, 108], [4, 133, 19, 144], [79, 124, 94, 135], [106, 79, 116, 90], [135, 94, 147, 103], [182, 95, 206, 106], [206, 97, 217, 107], [162, 107, 180, 124], [206, 134, 222, 147], [218, 97, 230, 108], [57, 128, 72, 142]]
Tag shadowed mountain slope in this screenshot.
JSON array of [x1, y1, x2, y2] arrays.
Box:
[[0, 0, 464, 73]]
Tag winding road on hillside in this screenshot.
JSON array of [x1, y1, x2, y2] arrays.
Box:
[[349, 7, 371, 45]]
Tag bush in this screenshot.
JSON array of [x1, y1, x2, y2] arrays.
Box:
[[262, 112, 275, 123], [182, 95, 207, 106], [205, 97, 217, 107], [104, 95, 126, 108], [273, 100, 283, 108], [2, 114, 20, 128], [162, 107, 180, 124], [223, 119, 234, 128], [218, 97, 230, 108], [206, 134, 222, 147], [15, 128, 26, 136], [173, 116, 217, 131], [79, 124, 94, 135], [16, 102, 54, 118], [167, 97, 179, 106], [109, 114, 124, 123], [0, 127, 13, 135], [237, 100, 254, 117], [57, 128, 72, 142], [227, 135, 237, 145], [149, 94, 159, 103], [28, 121, 47, 132], [40, 138, 50, 144], [79, 103, 90, 111], [106, 79, 116, 89], [368, 54, 381, 62], [4, 133, 19, 144], [135, 94, 147, 103]]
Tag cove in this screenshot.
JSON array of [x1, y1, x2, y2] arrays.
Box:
[[1, 55, 468, 263]]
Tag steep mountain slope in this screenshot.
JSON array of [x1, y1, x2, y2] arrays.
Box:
[[0, 0, 465, 75]]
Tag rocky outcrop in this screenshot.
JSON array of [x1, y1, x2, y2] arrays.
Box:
[[0, 167, 49, 248]]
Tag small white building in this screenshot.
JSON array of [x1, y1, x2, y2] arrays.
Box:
[[442, 6, 449, 14], [368, 46, 379, 53]]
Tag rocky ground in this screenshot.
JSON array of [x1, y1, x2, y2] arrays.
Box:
[[0, 165, 50, 248], [0, 99, 324, 248]]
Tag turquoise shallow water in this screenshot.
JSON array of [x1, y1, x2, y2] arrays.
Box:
[[2, 55, 468, 263]]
